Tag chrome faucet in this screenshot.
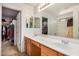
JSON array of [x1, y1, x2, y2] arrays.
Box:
[[61, 40, 69, 44]]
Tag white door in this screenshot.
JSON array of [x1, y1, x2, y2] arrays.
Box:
[[13, 20, 16, 46], [16, 12, 21, 52]]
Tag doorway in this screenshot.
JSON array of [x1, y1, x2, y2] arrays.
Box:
[[1, 7, 21, 56], [66, 18, 73, 38], [42, 17, 48, 34]]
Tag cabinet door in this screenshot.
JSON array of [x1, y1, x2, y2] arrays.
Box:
[[41, 45, 57, 56], [31, 43, 41, 56]]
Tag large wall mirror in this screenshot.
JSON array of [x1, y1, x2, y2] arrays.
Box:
[[35, 3, 79, 39]]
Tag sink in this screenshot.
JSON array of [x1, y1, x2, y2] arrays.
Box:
[[34, 35, 79, 50], [34, 35, 79, 56], [46, 39, 70, 49]]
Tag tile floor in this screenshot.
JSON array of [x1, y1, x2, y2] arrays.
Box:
[[2, 41, 26, 56]]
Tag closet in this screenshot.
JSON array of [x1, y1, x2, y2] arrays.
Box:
[[2, 7, 19, 45]]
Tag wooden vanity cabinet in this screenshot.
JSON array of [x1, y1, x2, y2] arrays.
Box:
[[31, 40, 41, 56], [24, 36, 41, 56], [31, 40, 40, 47], [41, 45, 64, 56], [41, 45, 57, 56], [24, 36, 64, 56]]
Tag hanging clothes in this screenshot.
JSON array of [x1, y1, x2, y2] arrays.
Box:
[[7, 26, 10, 40], [9, 23, 14, 45], [2, 25, 7, 41], [66, 26, 73, 38]]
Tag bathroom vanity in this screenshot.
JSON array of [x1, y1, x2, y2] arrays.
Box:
[[25, 37, 41, 56], [23, 3, 79, 56], [24, 36, 64, 56], [24, 35, 79, 56]]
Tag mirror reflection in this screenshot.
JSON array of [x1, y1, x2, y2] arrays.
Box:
[[35, 3, 79, 39]]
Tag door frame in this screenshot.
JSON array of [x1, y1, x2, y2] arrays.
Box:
[[2, 6, 22, 52], [16, 11, 22, 52]]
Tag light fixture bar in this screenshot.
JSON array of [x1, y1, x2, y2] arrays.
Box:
[[38, 3, 54, 12]]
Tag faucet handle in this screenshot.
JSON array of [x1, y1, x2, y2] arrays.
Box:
[[61, 40, 69, 44]]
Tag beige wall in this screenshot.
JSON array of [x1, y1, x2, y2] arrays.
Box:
[[73, 10, 79, 39]]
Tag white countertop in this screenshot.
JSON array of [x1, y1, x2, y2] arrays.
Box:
[[25, 35, 79, 56]]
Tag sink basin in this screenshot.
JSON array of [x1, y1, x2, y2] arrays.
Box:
[[35, 35, 79, 50], [34, 35, 79, 56], [50, 42, 68, 48]]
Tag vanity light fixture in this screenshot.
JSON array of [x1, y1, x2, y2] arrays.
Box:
[[57, 16, 72, 22], [38, 3, 54, 12], [57, 17, 67, 22], [60, 19, 66, 22]]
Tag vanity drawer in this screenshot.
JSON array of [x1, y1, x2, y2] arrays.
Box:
[[41, 45, 57, 56], [31, 40, 40, 47], [57, 52, 64, 56]]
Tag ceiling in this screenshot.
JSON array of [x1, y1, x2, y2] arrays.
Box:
[[43, 3, 79, 16], [2, 7, 19, 19], [25, 3, 40, 7]]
